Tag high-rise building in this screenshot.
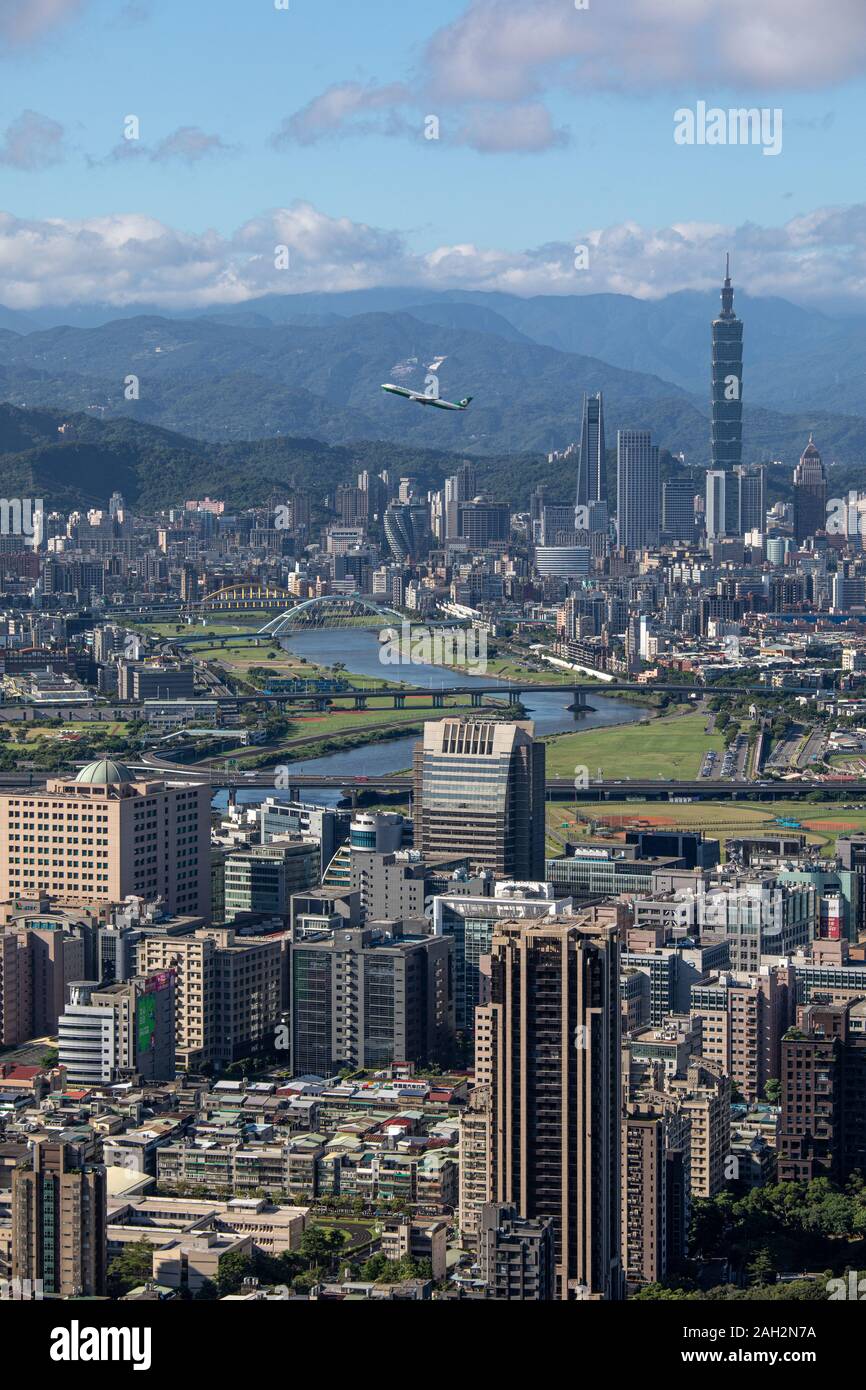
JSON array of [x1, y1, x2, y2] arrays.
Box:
[[616, 430, 659, 551], [259, 799, 347, 877], [0, 759, 211, 919], [444, 462, 479, 538], [433, 881, 572, 1034], [477, 912, 622, 1300], [479, 1202, 557, 1300], [223, 840, 318, 921], [576, 392, 607, 516], [384, 504, 420, 561], [711, 255, 744, 492], [621, 1102, 691, 1289], [690, 965, 795, 1105], [137, 926, 283, 1070], [837, 836, 866, 934], [413, 719, 546, 880], [667, 1058, 731, 1199], [777, 1001, 866, 1183], [456, 498, 511, 549], [58, 974, 177, 1085], [458, 1083, 493, 1248], [705, 469, 728, 541], [0, 913, 87, 1043], [12, 1140, 107, 1297], [291, 923, 454, 1076], [661, 481, 695, 542], [735, 463, 767, 535], [793, 436, 827, 543]]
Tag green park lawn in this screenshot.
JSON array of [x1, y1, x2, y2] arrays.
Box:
[[543, 711, 725, 781]]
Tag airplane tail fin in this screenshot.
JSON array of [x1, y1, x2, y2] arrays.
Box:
[[460, 397, 473, 408]]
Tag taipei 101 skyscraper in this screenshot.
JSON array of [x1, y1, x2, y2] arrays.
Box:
[[710, 255, 743, 533]]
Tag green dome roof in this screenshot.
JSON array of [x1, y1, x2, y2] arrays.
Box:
[[74, 758, 135, 786]]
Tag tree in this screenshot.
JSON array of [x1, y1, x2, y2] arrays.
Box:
[[107, 1239, 154, 1298], [746, 1248, 775, 1286], [216, 1250, 256, 1295], [764, 1078, 781, 1105], [300, 1227, 338, 1271]]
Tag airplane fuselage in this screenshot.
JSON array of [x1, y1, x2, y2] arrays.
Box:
[[381, 384, 472, 411]]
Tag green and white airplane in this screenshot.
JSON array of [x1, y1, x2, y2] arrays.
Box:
[[382, 355, 472, 411]]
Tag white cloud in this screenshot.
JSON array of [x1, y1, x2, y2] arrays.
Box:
[[151, 127, 232, 164], [98, 127, 233, 166], [272, 82, 413, 146], [276, 0, 866, 156], [0, 0, 87, 47], [423, 0, 866, 98], [4, 201, 866, 309], [454, 103, 569, 152], [0, 109, 66, 169]]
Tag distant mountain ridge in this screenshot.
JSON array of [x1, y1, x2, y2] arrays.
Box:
[[0, 300, 862, 467]]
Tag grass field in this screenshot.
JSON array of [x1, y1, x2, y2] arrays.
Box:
[[19, 721, 130, 743], [546, 798, 866, 858], [543, 711, 725, 780], [132, 614, 278, 639], [442, 655, 601, 685]]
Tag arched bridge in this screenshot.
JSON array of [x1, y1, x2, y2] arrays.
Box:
[[200, 583, 295, 612], [260, 593, 405, 637]]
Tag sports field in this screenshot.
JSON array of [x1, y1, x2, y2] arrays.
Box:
[[546, 799, 866, 858]]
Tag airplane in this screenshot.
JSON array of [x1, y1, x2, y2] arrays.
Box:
[[381, 355, 472, 411]]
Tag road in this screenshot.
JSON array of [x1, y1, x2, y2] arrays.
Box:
[[797, 728, 826, 769], [766, 725, 803, 770]]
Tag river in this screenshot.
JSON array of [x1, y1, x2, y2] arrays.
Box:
[[213, 628, 647, 810]]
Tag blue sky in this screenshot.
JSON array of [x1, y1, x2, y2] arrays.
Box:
[[2, 0, 866, 309]]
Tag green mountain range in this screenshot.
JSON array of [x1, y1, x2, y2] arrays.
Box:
[[0, 300, 862, 467]]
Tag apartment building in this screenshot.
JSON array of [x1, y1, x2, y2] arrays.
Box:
[[11, 1140, 107, 1298], [137, 926, 282, 1070], [291, 923, 454, 1076], [477, 911, 622, 1301]]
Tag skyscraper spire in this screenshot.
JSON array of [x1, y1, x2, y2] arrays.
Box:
[[720, 252, 735, 319]]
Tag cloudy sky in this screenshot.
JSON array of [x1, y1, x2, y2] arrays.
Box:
[[2, 0, 866, 309]]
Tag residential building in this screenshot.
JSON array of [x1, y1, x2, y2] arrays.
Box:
[[478, 1202, 556, 1301], [291, 923, 454, 1076], [477, 911, 622, 1300], [12, 1140, 107, 1297]]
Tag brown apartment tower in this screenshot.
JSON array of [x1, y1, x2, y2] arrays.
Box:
[[413, 719, 545, 879], [476, 913, 622, 1300], [12, 1140, 107, 1297]]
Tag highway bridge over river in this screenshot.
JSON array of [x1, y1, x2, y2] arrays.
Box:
[[1, 768, 858, 804]]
